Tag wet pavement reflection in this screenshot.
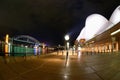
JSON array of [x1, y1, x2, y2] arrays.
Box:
[[1, 52, 120, 80]]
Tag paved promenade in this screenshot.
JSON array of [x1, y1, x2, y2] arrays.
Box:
[[0, 52, 120, 80]]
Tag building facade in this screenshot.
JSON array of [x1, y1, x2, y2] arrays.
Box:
[[81, 22, 120, 53]]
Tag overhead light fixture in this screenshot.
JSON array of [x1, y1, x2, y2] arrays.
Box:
[[111, 29, 120, 36]]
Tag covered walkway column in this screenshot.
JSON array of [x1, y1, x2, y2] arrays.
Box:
[[118, 37, 120, 52]]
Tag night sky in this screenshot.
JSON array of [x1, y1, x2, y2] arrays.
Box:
[[0, 0, 119, 46]]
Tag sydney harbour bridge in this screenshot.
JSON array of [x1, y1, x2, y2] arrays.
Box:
[[0, 34, 48, 56]]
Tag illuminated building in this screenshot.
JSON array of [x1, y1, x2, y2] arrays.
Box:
[[5, 34, 9, 56], [76, 5, 120, 53]]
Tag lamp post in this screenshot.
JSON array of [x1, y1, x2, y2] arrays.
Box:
[[64, 35, 69, 59]]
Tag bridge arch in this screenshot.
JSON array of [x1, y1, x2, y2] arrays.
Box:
[[13, 35, 40, 45]]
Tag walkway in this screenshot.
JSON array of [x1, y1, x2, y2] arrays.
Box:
[[0, 52, 120, 80]]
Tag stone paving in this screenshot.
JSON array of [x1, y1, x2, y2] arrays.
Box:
[[0, 52, 120, 80]]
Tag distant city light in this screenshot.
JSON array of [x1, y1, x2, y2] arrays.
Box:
[[5, 34, 9, 44], [5, 34, 9, 53]]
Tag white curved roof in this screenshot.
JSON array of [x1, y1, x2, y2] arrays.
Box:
[[84, 14, 108, 41], [97, 21, 112, 35], [110, 5, 120, 25], [76, 5, 120, 42], [76, 27, 86, 41]]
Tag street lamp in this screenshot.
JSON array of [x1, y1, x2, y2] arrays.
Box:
[[64, 35, 69, 41], [64, 35, 70, 58]]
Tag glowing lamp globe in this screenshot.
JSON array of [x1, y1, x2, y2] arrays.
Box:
[[64, 35, 69, 41]]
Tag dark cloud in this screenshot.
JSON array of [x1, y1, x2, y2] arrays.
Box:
[[0, 0, 119, 45]]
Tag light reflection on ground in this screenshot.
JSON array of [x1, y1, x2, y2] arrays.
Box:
[[77, 51, 82, 61]]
